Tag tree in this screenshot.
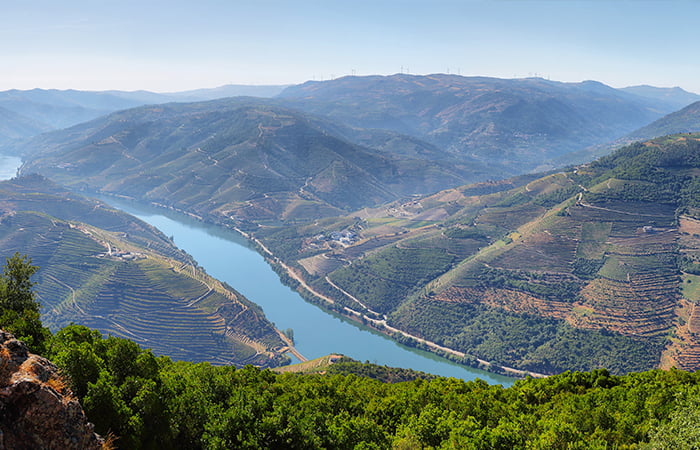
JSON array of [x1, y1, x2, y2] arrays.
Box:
[[0, 252, 49, 353]]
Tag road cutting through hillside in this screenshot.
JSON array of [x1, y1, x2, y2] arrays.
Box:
[[244, 231, 549, 379]]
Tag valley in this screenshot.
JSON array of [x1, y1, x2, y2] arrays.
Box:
[[0, 175, 288, 367], [253, 134, 700, 374], [6, 2, 700, 447], [100, 195, 512, 384], [8, 74, 700, 378]]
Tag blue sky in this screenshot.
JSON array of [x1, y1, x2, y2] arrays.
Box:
[[1, 0, 698, 93]]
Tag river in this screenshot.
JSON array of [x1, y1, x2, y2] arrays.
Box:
[[2, 156, 513, 385]]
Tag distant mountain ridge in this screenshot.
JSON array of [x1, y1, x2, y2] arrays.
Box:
[[620, 85, 700, 111], [0, 85, 288, 146], [277, 74, 688, 171], [4, 75, 698, 170], [16, 98, 494, 223]]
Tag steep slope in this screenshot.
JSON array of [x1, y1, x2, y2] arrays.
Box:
[[278, 74, 670, 171], [624, 101, 700, 142], [17, 99, 491, 223], [567, 101, 700, 164], [0, 330, 104, 449], [0, 105, 51, 143], [0, 175, 287, 367], [256, 134, 700, 375]]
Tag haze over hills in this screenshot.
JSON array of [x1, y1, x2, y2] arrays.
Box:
[[253, 134, 700, 375], [8, 74, 700, 377], [4, 75, 698, 172], [620, 85, 700, 112], [0, 89, 153, 131], [16, 98, 493, 223], [0, 174, 288, 367], [0, 105, 51, 143], [277, 74, 689, 171], [0, 84, 288, 146], [563, 100, 700, 165], [14, 74, 700, 224], [624, 101, 700, 142]]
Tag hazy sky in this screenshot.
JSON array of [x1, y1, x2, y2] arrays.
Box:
[[1, 0, 698, 93]]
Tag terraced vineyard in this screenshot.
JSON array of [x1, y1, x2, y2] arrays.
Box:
[[0, 176, 287, 367], [255, 134, 700, 374]]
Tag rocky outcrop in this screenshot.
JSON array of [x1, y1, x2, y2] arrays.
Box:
[[0, 330, 103, 450]]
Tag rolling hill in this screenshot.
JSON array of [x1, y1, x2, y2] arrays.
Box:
[[9, 76, 695, 181], [254, 134, 700, 375], [277, 74, 680, 172], [620, 85, 700, 111], [0, 89, 153, 131], [565, 100, 700, 164], [0, 105, 51, 143], [17, 98, 493, 223], [0, 85, 287, 148], [0, 174, 288, 367], [624, 101, 700, 142]]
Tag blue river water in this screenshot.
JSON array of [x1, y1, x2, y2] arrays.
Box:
[[0, 155, 512, 385], [101, 198, 513, 386]]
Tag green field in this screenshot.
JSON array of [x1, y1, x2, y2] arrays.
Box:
[[682, 274, 700, 302]]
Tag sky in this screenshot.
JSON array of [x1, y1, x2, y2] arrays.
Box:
[[1, 0, 698, 93]]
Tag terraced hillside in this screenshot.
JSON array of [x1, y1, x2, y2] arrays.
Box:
[[0, 175, 287, 367], [17, 98, 491, 224], [256, 134, 700, 375]]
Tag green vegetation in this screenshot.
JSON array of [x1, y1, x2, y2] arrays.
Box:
[[18, 100, 490, 226], [329, 247, 455, 313], [324, 356, 438, 383], [0, 252, 691, 449], [16, 124, 700, 377], [249, 134, 700, 376], [681, 274, 700, 301], [0, 177, 287, 367], [391, 298, 661, 374], [576, 221, 611, 259], [40, 324, 700, 449], [475, 267, 582, 303], [0, 253, 50, 353]]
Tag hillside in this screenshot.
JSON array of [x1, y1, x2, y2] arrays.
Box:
[[620, 85, 700, 111], [38, 325, 700, 449], [0, 175, 288, 367], [625, 101, 700, 142], [0, 86, 287, 148], [278, 74, 674, 171], [17, 99, 492, 223], [565, 101, 700, 165], [254, 134, 700, 375], [0, 89, 152, 131], [0, 104, 51, 143]]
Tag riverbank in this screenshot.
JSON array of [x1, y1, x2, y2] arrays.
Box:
[[232, 224, 545, 379], [80, 192, 515, 384], [2, 158, 513, 384]]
